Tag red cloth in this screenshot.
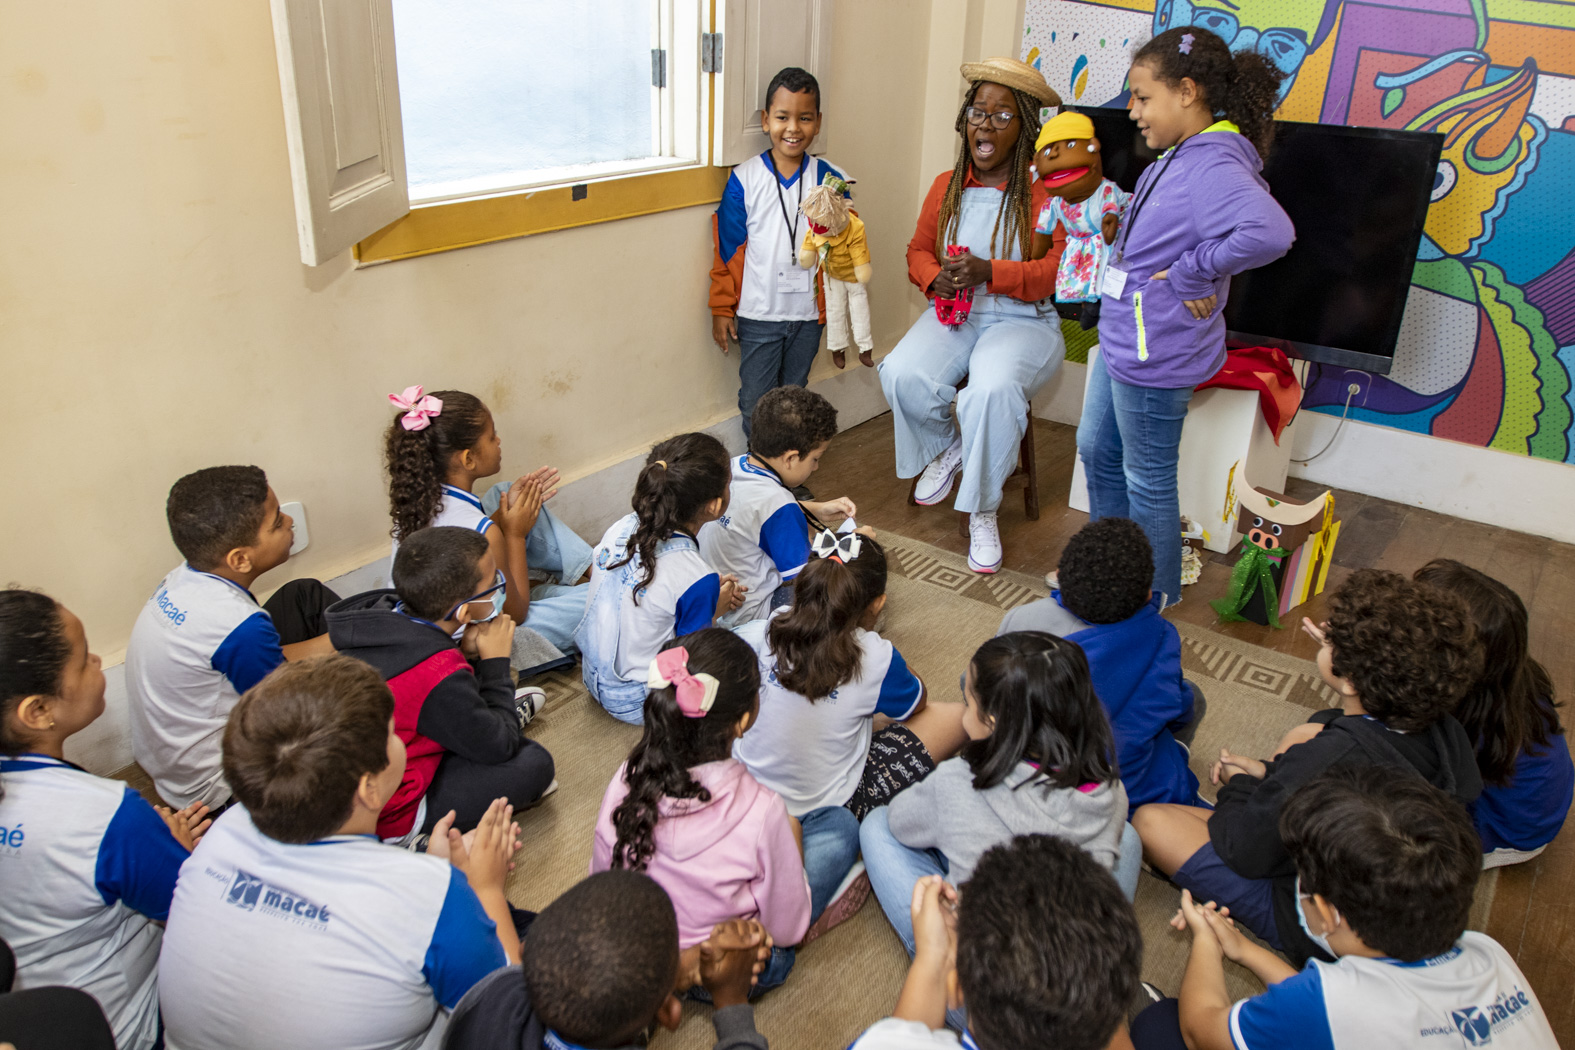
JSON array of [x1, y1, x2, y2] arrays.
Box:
[[1198, 344, 1302, 444], [906, 169, 1066, 302], [376, 647, 471, 838]]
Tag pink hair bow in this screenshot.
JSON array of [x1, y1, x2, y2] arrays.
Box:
[[647, 647, 720, 718], [389, 385, 443, 431]]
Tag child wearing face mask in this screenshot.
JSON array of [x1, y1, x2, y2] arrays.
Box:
[[327, 526, 556, 846], [1131, 768, 1558, 1050]]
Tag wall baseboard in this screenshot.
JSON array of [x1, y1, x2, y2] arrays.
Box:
[[65, 365, 899, 777]]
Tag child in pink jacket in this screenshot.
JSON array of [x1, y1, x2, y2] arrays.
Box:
[[592, 628, 811, 994]]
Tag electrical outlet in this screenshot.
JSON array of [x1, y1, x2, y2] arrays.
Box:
[[281, 501, 309, 555], [1341, 369, 1373, 407]]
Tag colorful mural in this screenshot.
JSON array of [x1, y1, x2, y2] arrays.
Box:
[[1024, 0, 1575, 463]]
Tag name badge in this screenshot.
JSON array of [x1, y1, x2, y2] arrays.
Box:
[[777, 267, 812, 294], [1100, 265, 1128, 301]]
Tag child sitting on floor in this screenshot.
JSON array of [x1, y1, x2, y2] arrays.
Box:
[[1413, 559, 1572, 867], [159, 655, 523, 1050], [700, 385, 857, 626], [733, 532, 969, 933], [861, 632, 1129, 955], [850, 834, 1143, 1050], [998, 517, 1201, 811], [577, 434, 744, 723], [443, 870, 775, 1050], [326, 526, 556, 846], [1133, 767, 1558, 1050], [591, 629, 811, 994], [0, 590, 209, 1050], [127, 465, 337, 810], [385, 385, 591, 667], [1133, 569, 1484, 966]]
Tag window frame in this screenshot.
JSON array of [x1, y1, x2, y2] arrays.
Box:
[[357, 0, 717, 266]]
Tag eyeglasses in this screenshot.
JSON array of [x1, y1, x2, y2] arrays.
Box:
[[964, 106, 1018, 131], [446, 569, 506, 620]]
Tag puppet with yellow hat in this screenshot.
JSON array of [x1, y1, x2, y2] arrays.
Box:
[[1029, 110, 1131, 328]]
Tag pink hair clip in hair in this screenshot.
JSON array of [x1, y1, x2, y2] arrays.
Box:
[[1179, 33, 1195, 54], [388, 385, 443, 431], [646, 647, 720, 718]]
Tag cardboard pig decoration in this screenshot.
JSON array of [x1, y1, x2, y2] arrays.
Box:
[[1209, 461, 1341, 629]]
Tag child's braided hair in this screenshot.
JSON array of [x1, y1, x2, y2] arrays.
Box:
[[610, 433, 731, 603], [934, 81, 1045, 265]]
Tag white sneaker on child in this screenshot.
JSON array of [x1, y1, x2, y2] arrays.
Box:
[[968, 512, 1002, 574], [913, 437, 964, 505]]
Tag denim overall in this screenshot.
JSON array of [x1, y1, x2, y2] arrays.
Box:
[[574, 519, 701, 724], [879, 186, 1066, 513]]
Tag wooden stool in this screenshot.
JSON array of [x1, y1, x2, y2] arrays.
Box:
[[903, 376, 1040, 536]]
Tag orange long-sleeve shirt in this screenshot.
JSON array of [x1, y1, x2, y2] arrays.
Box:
[[906, 169, 1066, 302]]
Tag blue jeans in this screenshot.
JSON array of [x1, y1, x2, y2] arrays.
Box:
[[801, 805, 861, 923], [1115, 822, 1142, 903], [735, 317, 823, 439], [859, 807, 948, 956], [1076, 349, 1194, 605]]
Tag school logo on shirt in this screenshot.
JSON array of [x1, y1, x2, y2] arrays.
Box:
[[223, 868, 331, 927], [1450, 989, 1535, 1046]]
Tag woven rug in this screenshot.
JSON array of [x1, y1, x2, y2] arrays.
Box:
[[506, 534, 1499, 1047]]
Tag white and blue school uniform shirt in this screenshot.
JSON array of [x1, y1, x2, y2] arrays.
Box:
[[699, 456, 811, 625], [158, 806, 505, 1050], [580, 514, 720, 683], [1229, 932, 1557, 1050], [0, 754, 188, 1050], [390, 484, 493, 559], [126, 564, 288, 809], [731, 614, 924, 816], [717, 152, 848, 322], [848, 1018, 981, 1050]]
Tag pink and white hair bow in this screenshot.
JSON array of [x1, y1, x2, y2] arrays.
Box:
[[388, 385, 443, 431], [647, 647, 720, 718]]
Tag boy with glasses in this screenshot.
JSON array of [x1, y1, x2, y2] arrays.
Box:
[[327, 526, 555, 847]]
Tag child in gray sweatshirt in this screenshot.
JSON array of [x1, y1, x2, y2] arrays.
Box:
[[861, 632, 1128, 953]]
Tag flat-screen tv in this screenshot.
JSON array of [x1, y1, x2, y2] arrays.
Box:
[[1068, 107, 1443, 375]]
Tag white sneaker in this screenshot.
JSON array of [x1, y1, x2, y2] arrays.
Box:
[[968, 512, 1003, 573], [913, 437, 964, 505]]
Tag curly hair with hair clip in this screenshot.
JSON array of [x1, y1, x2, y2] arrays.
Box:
[[1412, 559, 1562, 787], [767, 535, 887, 701], [934, 81, 1045, 265], [384, 390, 492, 542], [610, 629, 761, 872], [1325, 569, 1484, 732], [610, 433, 731, 604], [1132, 26, 1287, 159]]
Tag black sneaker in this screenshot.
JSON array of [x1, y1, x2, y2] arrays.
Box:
[[791, 484, 815, 501], [514, 686, 547, 731]]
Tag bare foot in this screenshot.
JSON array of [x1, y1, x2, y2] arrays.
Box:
[[832, 349, 847, 369], [859, 349, 874, 367]]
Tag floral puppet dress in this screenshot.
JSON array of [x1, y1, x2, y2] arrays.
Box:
[[1034, 179, 1130, 303]]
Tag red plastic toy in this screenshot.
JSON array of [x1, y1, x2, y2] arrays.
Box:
[[933, 245, 974, 328]]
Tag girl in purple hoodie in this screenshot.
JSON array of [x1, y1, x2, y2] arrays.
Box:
[[1078, 26, 1295, 604], [592, 628, 811, 994]]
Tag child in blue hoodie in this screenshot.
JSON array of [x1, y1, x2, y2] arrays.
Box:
[[1077, 26, 1295, 604], [999, 517, 1201, 813]]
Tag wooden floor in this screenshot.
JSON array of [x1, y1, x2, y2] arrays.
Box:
[[816, 411, 1575, 1041]]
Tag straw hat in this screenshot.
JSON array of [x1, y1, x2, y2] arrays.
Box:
[[960, 57, 1062, 106]]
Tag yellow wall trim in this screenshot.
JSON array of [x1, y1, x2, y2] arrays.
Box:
[[355, 165, 731, 265]]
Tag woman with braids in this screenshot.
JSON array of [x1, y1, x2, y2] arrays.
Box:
[[591, 629, 810, 993], [879, 57, 1067, 575], [1080, 27, 1294, 606], [382, 385, 593, 659], [575, 434, 745, 723]]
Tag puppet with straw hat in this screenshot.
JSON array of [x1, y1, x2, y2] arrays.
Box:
[[799, 173, 874, 369], [1029, 109, 1131, 329]]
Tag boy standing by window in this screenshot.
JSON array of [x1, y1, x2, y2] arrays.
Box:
[[710, 67, 849, 440]]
